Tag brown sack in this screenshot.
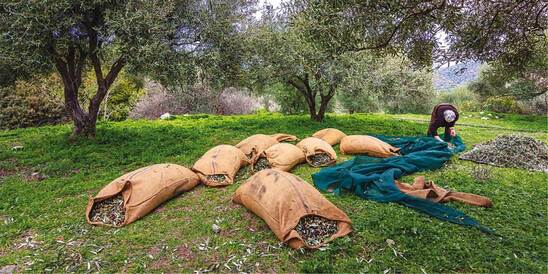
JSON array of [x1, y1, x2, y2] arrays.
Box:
[[296, 137, 337, 167], [251, 143, 306, 172], [396, 176, 493, 207], [340, 135, 400, 158], [233, 169, 352, 249], [192, 145, 249, 187], [312, 128, 347, 145], [236, 134, 282, 160], [270, 133, 298, 142], [86, 164, 200, 227]]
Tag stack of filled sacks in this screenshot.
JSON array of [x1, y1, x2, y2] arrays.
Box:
[[233, 169, 352, 249]]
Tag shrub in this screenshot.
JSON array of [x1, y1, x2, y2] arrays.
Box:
[[215, 88, 261, 115], [80, 70, 144, 121], [129, 83, 261, 119], [0, 74, 67, 129], [435, 86, 481, 111], [482, 96, 521, 113]]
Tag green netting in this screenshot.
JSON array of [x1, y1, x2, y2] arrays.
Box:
[[312, 135, 493, 233]]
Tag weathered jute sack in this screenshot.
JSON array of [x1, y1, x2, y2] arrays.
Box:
[[192, 145, 249, 187], [340, 135, 400, 158], [296, 137, 337, 167], [252, 143, 305, 172], [86, 164, 200, 227], [233, 169, 352, 249], [236, 134, 298, 160], [396, 176, 493, 207], [312, 128, 347, 145]]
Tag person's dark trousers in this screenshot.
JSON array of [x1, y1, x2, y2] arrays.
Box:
[[444, 127, 452, 142]]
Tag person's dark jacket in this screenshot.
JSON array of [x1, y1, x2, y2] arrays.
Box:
[[427, 103, 459, 141]]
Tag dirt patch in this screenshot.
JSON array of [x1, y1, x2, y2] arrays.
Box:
[[175, 245, 195, 261], [147, 246, 162, 258], [14, 230, 40, 250], [149, 257, 170, 270], [0, 265, 18, 274]]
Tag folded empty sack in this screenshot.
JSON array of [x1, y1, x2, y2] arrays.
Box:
[[86, 163, 200, 227], [233, 169, 352, 249], [296, 137, 337, 167], [192, 145, 249, 187], [396, 176, 493, 207], [312, 128, 347, 145], [340, 135, 400, 158], [252, 143, 306, 172], [236, 134, 298, 161]]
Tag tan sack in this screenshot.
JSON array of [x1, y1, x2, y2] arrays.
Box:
[[312, 128, 347, 145], [251, 143, 306, 172], [396, 176, 493, 207], [296, 137, 337, 167], [340, 135, 400, 158], [192, 145, 249, 187], [236, 134, 281, 160], [270, 133, 298, 142], [86, 163, 200, 227], [233, 169, 352, 249]]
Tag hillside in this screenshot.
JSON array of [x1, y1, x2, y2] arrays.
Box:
[[0, 113, 547, 273], [434, 61, 481, 91]]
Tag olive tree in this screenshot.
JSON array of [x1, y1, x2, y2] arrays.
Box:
[[0, 0, 184, 136]]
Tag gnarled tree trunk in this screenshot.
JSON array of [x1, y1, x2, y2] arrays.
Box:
[[288, 73, 336, 122], [48, 13, 125, 137]]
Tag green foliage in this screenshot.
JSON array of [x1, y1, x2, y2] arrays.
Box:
[[436, 86, 481, 112], [483, 96, 521, 114], [292, 0, 546, 69], [0, 75, 67, 129], [265, 83, 307, 115], [0, 113, 546, 272], [80, 70, 145, 121], [338, 55, 435, 114]]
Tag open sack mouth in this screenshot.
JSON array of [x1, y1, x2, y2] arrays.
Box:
[[252, 157, 271, 172], [295, 215, 338, 247], [307, 153, 334, 167], [207, 174, 228, 184], [89, 194, 125, 226]]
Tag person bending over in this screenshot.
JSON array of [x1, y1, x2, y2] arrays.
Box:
[[427, 103, 459, 143]]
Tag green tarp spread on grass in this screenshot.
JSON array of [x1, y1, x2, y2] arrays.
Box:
[[312, 135, 493, 233]]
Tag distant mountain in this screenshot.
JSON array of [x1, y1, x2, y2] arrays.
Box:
[[434, 61, 481, 91]]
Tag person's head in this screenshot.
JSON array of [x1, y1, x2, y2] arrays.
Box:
[[443, 110, 456, 123]]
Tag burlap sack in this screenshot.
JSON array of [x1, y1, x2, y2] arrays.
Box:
[[312, 128, 347, 145], [252, 143, 306, 172], [86, 164, 200, 227], [270, 133, 298, 142], [233, 169, 352, 249], [236, 133, 298, 161], [396, 176, 493, 207], [296, 137, 337, 167], [340, 135, 400, 158], [192, 145, 249, 187]]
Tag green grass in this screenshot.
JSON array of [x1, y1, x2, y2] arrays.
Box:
[[0, 112, 547, 273]]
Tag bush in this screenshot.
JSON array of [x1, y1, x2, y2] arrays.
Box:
[[80, 70, 144, 121], [129, 83, 261, 119], [266, 83, 308, 115], [215, 88, 261, 115], [435, 86, 481, 112], [0, 74, 67, 129], [482, 96, 521, 113]]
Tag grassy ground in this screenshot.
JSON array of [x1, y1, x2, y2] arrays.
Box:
[[0, 112, 546, 273]]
